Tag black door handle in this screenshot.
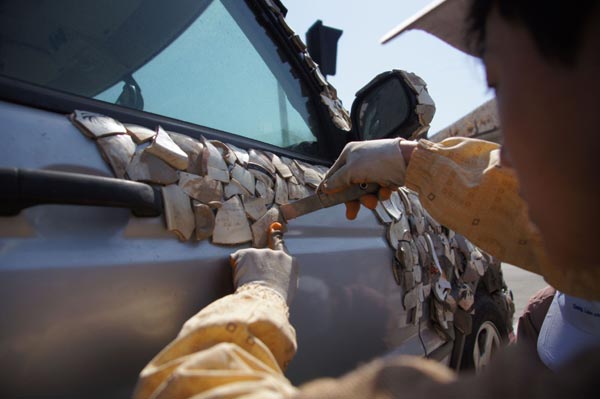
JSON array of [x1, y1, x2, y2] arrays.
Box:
[[0, 168, 163, 217]]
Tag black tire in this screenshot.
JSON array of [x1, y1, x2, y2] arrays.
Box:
[[461, 294, 509, 371]]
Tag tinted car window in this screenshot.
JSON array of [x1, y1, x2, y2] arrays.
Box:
[[0, 0, 320, 150]]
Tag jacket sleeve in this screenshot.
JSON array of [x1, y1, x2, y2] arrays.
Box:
[[405, 138, 546, 273], [403, 137, 600, 300], [132, 283, 298, 399]]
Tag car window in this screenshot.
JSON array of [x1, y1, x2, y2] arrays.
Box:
[[0, 0, 321, 151]]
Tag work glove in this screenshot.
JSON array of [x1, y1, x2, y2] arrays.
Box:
[[229, 223, 298, 304], [320, 138, 408, 220]]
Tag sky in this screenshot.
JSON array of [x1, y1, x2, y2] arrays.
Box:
[[282, 0, 495, 135]]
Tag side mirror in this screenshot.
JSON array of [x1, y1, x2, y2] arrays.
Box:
[[351, 70, 435, 141]]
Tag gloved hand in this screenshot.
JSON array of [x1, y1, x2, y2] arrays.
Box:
[[230, 225, 298, 304], [319, 138, 412, 219]]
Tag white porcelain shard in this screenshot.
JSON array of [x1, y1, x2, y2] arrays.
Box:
[[227, 143, 249, 166], [168, 131, 205, 175], [406, 191, 426, 235], [397, 188, 413, 215], [124, 123, 157, 143], [288, 181, 311, 200], [251, 207, 281, 248], [249, 149, 276, 175], [179, 172, 223, 203], [255, 180, 275, 206], [212, 196, 252, 245], [231, 164, 255, 194], [281, 157, 305, 185], [193, 201, 215, 241], [266, 152, 293, 179], [162, 184, 195, 241], [96, 134, 136, 178], [375, 202, 393, 224], [202, 138, 229, 174], [224, 179, 252, 199], [210, 140, 237, 165], [146, 126, 189, 170], [72, 110, 127, 138], [301, 166, 322, 189], [382, 196, 402, 221], [127, 151, 179, 185], [242, 195, 268, 221], [249, 167, 274, 188], [274, 174, 289, 205]]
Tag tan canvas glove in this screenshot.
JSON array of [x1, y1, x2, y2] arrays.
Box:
[[320, 138, 408, 219], [230, 247, 298, 305]]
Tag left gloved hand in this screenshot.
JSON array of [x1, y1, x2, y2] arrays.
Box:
[[230, 246, 298, 305]]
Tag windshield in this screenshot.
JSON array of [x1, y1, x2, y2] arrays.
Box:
[[0, 0, 321, 151]]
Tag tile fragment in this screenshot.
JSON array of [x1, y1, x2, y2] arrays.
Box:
[[275, 174, 289, 205], [210, 140, 237, 165], [168, 132, 205, 175], [227, 143, 249, 166], [96, 134, 136, 178], [242, 196, 268, 221], [127, 151, 178, 185], [202, 138, 228, 175], [71, 110, 127, 138], [162, 184, 195, 241], [212, 196, 252, 245], [251, 207, 281, 248], [249, 149, 276, 175], [224, 179, 252, 199], [375, 202, 393, 224], [146, 126, 189, 170], [266, 152, 293, 179], [193, 201, 215, 241], [124, 123, 156, 143], [231, 164, 255, 194], [255, 180, 275, 206], [179, 172, 223, 203]]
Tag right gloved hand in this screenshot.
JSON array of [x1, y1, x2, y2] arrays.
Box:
[[319, 138, 413, 219], [230, 234, 298, 305]]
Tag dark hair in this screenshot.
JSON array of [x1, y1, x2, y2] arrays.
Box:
[[467, 0, 598, 65]]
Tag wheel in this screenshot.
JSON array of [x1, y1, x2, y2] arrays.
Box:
[[461, 294, 509, 371]]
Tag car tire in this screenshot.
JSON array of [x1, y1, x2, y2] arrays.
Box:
[[461, 294, 509, 372]]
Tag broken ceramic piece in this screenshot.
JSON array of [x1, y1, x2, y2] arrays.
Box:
[[295, 160, 322, 188], [231, 164, 255, 194], [127, 151, 179, 185], [281, 157, 305, 185], [212, 196, 252, 245], [249, 149, 276, 175], [162, 184, 195, 241], [179, 172, 223, 203], [288, 181, 311, 200], [96, 134, 136, 178], [266, 152, 293, 179], [382, 196, 402, 221], [275, 174, 289, 205], [202, 138, 229, 178], [124, 123, 156, 144], [146, 126, 189, 170], [251, 207, 281, 248], [72, 110, 127, 138], [388, 219, 411, 250], [375, 202, 393, 224], [210, 140, 237, 165], [255, 180, 275, 206], [249, 166, 274, 188], [242, 196, 268, 222], [224, 179, 252, 199], [193, 201, 215, 241], [168, 131, 204, 175], [227, 143, 249, 166]]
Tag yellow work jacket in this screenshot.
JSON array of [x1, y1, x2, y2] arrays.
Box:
[[132, 138, 600, 399]]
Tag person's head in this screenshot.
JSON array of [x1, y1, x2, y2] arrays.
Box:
[[465, 0, 600, 270]]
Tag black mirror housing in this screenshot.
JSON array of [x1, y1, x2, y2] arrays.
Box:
[[351, 70, 436, 141], [306, 20, 343, 77]]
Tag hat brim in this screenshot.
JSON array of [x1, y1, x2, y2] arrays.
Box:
[[537, 292, 600, 370], [380, 0, 475, 55]]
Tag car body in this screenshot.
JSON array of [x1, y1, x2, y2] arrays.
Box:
[[0, 0, 514, 397]]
